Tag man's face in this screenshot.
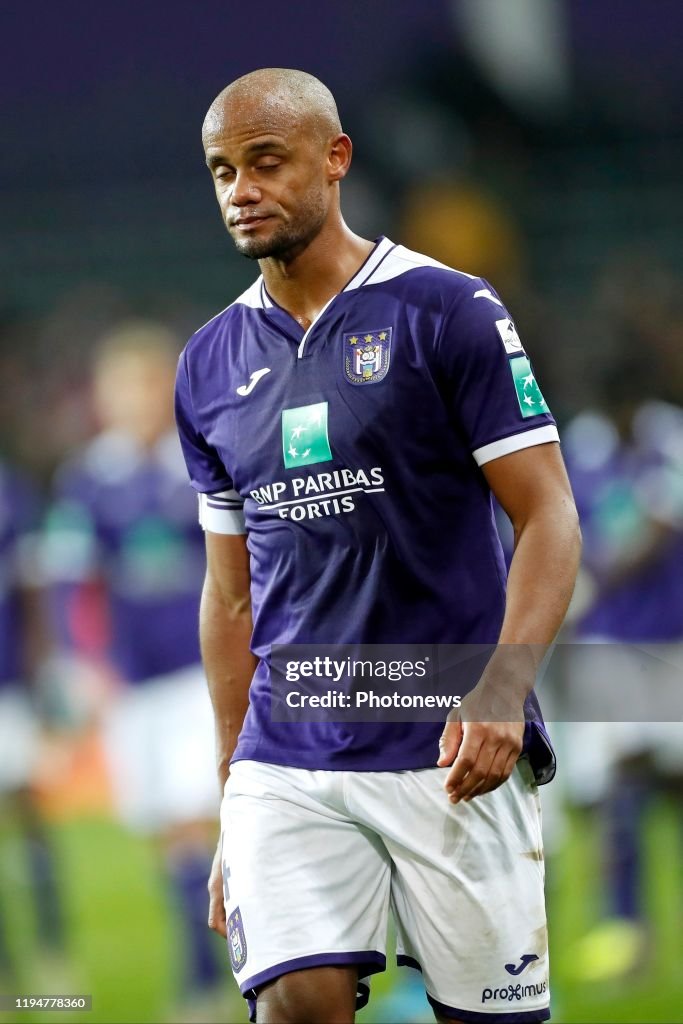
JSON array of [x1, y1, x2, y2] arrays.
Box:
[[203, 98, 331, 261], [94, 350, 175, 444]]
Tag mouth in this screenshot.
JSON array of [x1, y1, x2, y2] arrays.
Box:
[[231, 215, 272, 231]]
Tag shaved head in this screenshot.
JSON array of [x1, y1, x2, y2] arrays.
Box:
[[202, 68, 351, 263], [202, 68, 342, 149]]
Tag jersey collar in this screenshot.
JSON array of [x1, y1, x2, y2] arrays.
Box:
[[259, 235, 396, 312]]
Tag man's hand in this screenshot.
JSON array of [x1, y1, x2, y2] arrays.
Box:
[[437, 657, 527, 803], [208, 841, 227, 937], [437, 714, 524, 803]]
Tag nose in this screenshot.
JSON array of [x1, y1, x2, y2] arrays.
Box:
[[230, 170, 261, 207]]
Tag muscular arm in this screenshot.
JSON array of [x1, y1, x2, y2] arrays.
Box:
[[202, 531, 256, 937], [201, 531, 257, 793], [495, 442, 581, 648], [438, 442, 582, 801]]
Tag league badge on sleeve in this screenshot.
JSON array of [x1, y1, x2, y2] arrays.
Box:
[[495, 318, 525, 355], [343, 328, 392, 385], [227, 907, 248, 973]]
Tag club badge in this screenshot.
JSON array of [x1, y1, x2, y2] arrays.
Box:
[[343, 328, 392, 385], [227, 907, 248, 973]]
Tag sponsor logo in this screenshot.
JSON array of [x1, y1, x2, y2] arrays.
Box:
[[495, 317, 525, 354], [227, 906, 248, 973], [236, 367, 271, 395], [282, 402, 333, 469], [505, 953, 540, 975], [250, 465, 385, 522], [343, 328, 392, 385], [481, 980, 548, 1004], [509, 355, 549, 418]]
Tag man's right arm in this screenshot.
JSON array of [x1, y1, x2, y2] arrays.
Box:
[[201, 531, 257, 794], [202, 530, 256, 937]]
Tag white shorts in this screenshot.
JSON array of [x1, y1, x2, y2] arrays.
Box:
[[0, 685, 39, 792], [103, 664, 218, 831], [221, 758, 550, 1022]]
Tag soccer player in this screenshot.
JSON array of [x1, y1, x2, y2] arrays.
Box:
[[42, 323, 222, 1005], [562, 389, 683, 981], [175, 68, 582, 1023], [0, 460, 64, 974]]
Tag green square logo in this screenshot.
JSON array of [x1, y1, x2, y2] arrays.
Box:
[[510, 356, 549, 418], [282, 402, 333, 469]]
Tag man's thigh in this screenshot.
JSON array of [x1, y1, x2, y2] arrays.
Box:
[[221, 761, 391, 1022], [348, 759, 551, 1022]]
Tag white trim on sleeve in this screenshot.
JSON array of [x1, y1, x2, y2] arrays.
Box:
[[198, 492, 246, 535], [472, 425, 560, 467]]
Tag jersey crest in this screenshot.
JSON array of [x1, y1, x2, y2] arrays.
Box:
[[343, 328, 392, 385]]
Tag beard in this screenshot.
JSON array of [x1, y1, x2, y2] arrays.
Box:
[[228, 191, 327, 263]]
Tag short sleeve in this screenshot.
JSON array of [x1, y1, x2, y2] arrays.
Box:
[[434, 279, 559, 466], [175, 351, 246, 535]]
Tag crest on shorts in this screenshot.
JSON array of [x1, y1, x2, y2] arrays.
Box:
[[227, 907, 248, 973], [343, 328, 392, 385]]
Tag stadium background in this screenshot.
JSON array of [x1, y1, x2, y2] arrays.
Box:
[[1, 1, 682, 1021]]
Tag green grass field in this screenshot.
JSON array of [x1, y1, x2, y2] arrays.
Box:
[[0, 800, 681, 1024]]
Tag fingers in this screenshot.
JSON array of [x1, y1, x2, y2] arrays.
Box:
[[207, 841, 227, 938], [437, 718, 463, 767], [459, 744, 510, 803], [208, 893, 227, 938], [444, 723, 523, 803], [444, 730, 484, 799], [501, 747, 521, 787]]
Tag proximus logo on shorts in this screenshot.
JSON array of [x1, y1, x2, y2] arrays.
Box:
[[481, 980, 547, 1004]]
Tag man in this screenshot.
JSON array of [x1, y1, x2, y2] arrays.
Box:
[[175, 68, 581, 1023], [562, 390, 683, 981], [0, 460, 64, 976], [43, 323, 222, 1006]]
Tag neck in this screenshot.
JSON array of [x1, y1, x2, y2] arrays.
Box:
[[259, 216, 374, 329]]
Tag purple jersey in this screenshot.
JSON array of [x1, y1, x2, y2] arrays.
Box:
[[176, 239, 560, 779], [43, 430, 206, 682], [0, 462, 38, 684]]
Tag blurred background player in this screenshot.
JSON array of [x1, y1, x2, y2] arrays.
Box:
[[40, 322, 222, 1013], [562, 367, 683, 981], [0, 459, 64, 984]]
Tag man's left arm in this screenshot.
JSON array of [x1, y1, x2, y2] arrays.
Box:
[[438, 441, 581, 802]]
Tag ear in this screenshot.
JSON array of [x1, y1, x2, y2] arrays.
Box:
[[326, 133, 353, 183]]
